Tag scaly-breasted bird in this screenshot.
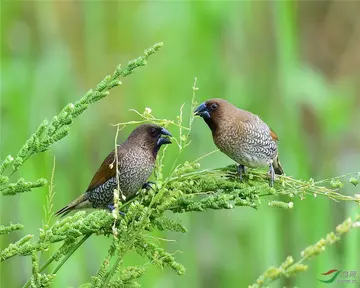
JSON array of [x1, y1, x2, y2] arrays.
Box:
[[194, 98, 283, 186], [55, 124, 172, 216]]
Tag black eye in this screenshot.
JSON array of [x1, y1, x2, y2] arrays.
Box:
[[150, 128, 157, 136], [210, 103, 218, 110]]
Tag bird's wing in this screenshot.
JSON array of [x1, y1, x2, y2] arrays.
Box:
[[236, 108, 256, 123], [270, 129, 279, 141], [238, 109, 279, 141], [86, 145, 125, 191]]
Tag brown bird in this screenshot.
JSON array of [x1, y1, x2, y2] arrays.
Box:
[[55, 124, 172, 217], [194, 98, 283, 186]]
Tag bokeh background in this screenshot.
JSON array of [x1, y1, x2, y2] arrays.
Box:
[[1, 1, 360, 287]]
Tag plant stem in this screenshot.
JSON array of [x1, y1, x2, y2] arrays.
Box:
[[22, 234, 91, 288], [52, 234, 91, 274], [22, 253, 57, 288], [101, 256, 122, 288]]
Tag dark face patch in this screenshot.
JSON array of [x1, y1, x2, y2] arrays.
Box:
[[144, 126, 172, 146], [205, 100, 221, 117], [195, 100, 223, 133], [135, 125, 172, 157]]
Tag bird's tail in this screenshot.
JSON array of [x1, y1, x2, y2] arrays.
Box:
[[55, 194, 88, 218], [273, 156, 284, 175]]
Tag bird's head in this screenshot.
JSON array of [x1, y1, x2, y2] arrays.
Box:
[[194, 98, 234, 133], [127, 124, 172, 156]]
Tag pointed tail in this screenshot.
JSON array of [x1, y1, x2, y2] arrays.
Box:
[[55, 194, 88, 218], [273, 156, 284, 175]]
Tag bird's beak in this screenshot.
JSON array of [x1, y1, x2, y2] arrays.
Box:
[[194, 102, 210, 119], [157, 128, 172, 146], [160, 127, 172, 137]]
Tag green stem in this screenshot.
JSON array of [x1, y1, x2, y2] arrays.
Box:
[[22, 234, 91, 288], [22, 253, 57, 288], [8, 153, 33, 178], [39, 254, 56, 273], [101, 256, 122, 288], [52, 234, 91, 274]]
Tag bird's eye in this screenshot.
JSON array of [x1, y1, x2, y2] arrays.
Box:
[[210, 103, 218, 110], [150, 128, 157, 136]]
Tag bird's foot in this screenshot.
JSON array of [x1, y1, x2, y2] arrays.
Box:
[[142, 181, 156, 191], [237, 164, 246, 181], [268, 163, 275, 187], [108, 204, 125, 216]]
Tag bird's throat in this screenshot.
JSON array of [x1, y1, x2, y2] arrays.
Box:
[[153, 142, 167, 158], [153, 145, 161, 158], [204, 117, 218, 134]]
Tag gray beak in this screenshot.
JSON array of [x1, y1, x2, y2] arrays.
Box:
[[194, 102, 210, 119], [160, 127, 172, 137], [157, 127, 172, 146]]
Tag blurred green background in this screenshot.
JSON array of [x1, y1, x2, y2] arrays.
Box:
[[1, 1, 359, 287]]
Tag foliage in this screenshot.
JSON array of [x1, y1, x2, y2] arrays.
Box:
[[250, 214, 360, 288], [1, 43, 359, 288]]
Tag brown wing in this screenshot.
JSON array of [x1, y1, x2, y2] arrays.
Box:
[[235, 107, 279, 141], [236, 108, 255, 123], [270, 128, 279, 141], [86, 145, 124, 191]]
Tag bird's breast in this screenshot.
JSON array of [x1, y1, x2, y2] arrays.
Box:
[[118, 148, 155, 195], [87, 148, 155, 208]]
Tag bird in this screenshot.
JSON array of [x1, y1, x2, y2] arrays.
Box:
[[55, 124, 172, 217], [194, 98, 283, 186]]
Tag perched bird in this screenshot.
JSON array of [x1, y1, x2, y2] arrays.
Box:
[[194, 98, 283, 186], [55, 124, 172, 217]]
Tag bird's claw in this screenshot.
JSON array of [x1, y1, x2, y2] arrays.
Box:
[[142, 181, 156, 191], [268, 163, 275, 187], [237, 164, 246, 181], [107, 204, 126, 216]]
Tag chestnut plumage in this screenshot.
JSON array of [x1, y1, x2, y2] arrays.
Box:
[[55, 124, 172, 216], [194, 98, 283, 186]]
